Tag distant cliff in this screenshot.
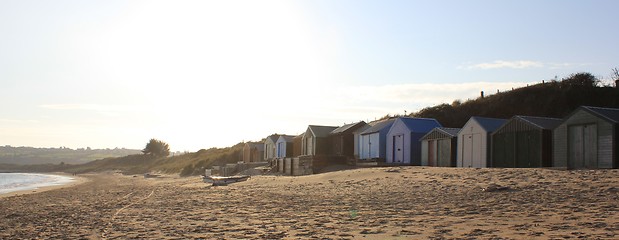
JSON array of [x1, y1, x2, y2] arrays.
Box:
[[0, 146, 141, 165]]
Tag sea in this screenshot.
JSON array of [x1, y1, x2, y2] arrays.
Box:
[[0, 173, 75, 194]]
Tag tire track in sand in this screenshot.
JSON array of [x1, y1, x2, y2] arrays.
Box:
[[101, 189, 156, 239]]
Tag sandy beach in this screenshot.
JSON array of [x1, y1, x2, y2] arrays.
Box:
[[0, 167, 617, 239]]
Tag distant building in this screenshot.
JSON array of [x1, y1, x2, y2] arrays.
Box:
[[275, 135, 295, 159], [242, 142, 264, 163], [553, 106, 619, 169], [263, 134, 281, 161]]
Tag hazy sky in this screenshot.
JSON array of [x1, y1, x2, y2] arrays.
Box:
[[1, 0, 618, 151]]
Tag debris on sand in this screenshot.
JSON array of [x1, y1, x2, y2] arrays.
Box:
[[482, 183, 512, 192]]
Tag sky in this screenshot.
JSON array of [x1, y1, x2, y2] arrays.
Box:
[[1, 0, 618, 152]]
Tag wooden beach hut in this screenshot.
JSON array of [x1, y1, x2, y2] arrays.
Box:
[[263, 134, 280, 161], [420, 127, 460, 167], [275, 135, 295, 159], [385, 117, 442, 165], [242, 142, 264, 163], [353, 123, 372, 159], [457, 117, 507, 168], [292, 133, 304, 157], [330, 121, 368, 158], [358, 119, 396, 161], [491, 116, 561, 168], [302, 125, 338, 156], [553, 106, 619, 169]]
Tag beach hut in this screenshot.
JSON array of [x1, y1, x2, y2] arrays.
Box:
[[420, 127, 460, 167], [292, 133, 304, 157], [492, 116, 562, 168], [242, 142, 264, 163], [553, 106, 619, 169], [330, 121, 368, 158], [275, 135, 295, 159], [353, 123, 372, 159], [302, 125, 338, 156], [457, 117, 507, 168], [385, 117, 442, 165], [358, 119, 396, 161], [263, 134, 280, 161]]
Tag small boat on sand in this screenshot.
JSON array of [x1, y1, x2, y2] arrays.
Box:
[[203, 175, 250, 186]]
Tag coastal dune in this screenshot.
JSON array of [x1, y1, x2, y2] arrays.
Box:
[[0, 167, 617, 239]]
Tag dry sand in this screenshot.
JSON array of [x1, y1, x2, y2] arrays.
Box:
[[0, 167, 617, 239]]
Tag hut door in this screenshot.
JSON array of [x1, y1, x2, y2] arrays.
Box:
[[462, 134, 473, 167], [472, 134, 482, 167], [306, 137, 314, 156], [428, 140, 435, 166], [438, 139, 451, 167], [277, 142, 282, 158], [394, 135, 404, 163], [462, 134, 482, 168], [583, 124, 598, 168], [569, 124, 598, 168]]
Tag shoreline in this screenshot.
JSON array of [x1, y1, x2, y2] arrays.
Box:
[[0, 172, 89, 199]]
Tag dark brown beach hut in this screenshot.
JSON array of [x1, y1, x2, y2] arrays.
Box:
[[491, 116, 562, 168], [302, 125, 338, 156], [242, 142, 264, 163], [330, 121, 368, 158]]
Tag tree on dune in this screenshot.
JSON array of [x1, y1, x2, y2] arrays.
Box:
[[142, 139, 170, 157]]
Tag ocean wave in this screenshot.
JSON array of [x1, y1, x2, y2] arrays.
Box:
[[0, 173, 75, 194]]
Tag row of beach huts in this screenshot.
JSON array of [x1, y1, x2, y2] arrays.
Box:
[[240, 106, 619, 176]]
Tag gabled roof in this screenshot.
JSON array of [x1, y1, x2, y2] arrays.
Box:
[[581, 106, 619, 123], [331, 121, 367, 135], [420, 127, 461, 141], [244, 142, 264, 150], [396, 117, 442, 133], [265, 134, 281, 144], [360, 119, 396, 135], [276, 135, 295, 143], [307, 125, 338, 138], [516, 116, 562, 129], [437, 127, 462, 137], [293, 133, 305, 140], [470, 117, 507, 132]]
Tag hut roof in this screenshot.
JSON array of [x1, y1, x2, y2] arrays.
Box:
[[331, 121, 367, 135], [516, 116, 562, 129], [581, 106, 619, 123], [245, 142, 264, 149], [420, 127, 461, 140], [397, 117, 443, 133], [265, 134, 281, 144], [276, 135, 295, 143], [471, 117, 507, 132], [437, 127, 461, 137], [360, 119, 396, 135], [307, 125, 338, 138]]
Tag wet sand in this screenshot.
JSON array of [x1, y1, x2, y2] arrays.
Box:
[[0, 167, 617, 239]]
